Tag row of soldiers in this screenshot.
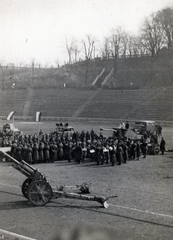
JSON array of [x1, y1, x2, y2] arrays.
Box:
[[1, 128, 148, 166]]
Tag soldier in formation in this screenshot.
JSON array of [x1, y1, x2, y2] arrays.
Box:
[[0, 126, 163, 166]]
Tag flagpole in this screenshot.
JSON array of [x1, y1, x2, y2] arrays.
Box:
[[36, 112, 42, 145], [13, 115, 14, 141], [38, 121, 40, 145]]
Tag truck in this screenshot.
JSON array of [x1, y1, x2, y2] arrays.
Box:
[[0, 123, 21, 137], [55, 122, 75, 140], [134, 121, 156, 136]]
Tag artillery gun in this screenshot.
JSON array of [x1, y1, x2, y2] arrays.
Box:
[[100, 126, 140, 140], [0, 148, 117, 208]]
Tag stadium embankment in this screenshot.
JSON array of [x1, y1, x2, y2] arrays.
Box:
[[1, 53, 173, 89]]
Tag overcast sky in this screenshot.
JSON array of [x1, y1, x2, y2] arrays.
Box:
[[0, 0, 173, 66]]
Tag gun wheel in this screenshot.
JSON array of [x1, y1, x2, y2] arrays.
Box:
[[22, 178, 32, 199], [27, 180, 52, 206]]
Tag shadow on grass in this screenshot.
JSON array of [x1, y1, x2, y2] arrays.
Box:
[[0, 200, 34, 210], [1, 196, 173, 230], [50, 201, 173, 229], [0, 190, 22, 197]]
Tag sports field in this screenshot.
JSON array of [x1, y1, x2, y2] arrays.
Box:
[[0, 121, 173, 240]]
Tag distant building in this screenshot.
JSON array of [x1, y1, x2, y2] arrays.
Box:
[[102, 76, 117, 89]]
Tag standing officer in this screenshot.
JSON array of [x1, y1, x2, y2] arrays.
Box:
[[160, 137, 166, 154], [75, 141, 83, 164]]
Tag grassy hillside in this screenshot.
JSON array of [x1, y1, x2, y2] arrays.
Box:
[[0, 54, 173, 91]]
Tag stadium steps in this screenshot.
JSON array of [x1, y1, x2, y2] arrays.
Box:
[[72, 88, 102, 118], [155, 87, 173, 121], [125, 88, 172, 121], [22, 87, 33, 116], [0, 89, 27, 116], [27, 88, 95, 117], [122, 88, 164, 119], [78, 89, 157, 119], [0, 87, 173, 122]]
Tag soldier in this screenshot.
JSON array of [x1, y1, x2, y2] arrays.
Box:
[[11, 140, 17, 159], [80, 130, 85, 142], [75, 141, 83, 164], [116, 141, 123, 165], [32, 141, 39, 164], [26, 144, 33, 164], [125, 122, 129, 130], [136, 140, 141, 160], [86, 140, 91, 158], [82, 140, 87, 161], [103, 141, 110, 164], [71, 140, 77, 160], [63, 140, 69, 160], [86, 131, 90, 141], [58, 140, 64, 160], [67, 140, 73, 162], [90, 129, 95, 142], [49, 141, 53, 161], [38, 141, 44, 163], [160, 137, 166, 154], [28, 134, 33, 144], [50, 141, 58, 162], [21, 143, 27, 162], [90, 140, 96, 162], [95, 141, 104, 165], [130, 140, 136, 160], [16, 142, 22, 162], [44, 142, 50, 163], [141, 139, 148, 158], [72, 131, 78, 142], [121, 141, 128, 163], [109, 144, 116, 166]]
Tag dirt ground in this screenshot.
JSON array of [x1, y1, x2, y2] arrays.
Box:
[[0, 121, 173, 240]]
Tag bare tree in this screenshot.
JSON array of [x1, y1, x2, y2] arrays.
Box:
[[155, 7, 173, 55], [101, 38, 110, 59], [127, 34, 137, 57], [82, 35, 96, 60], [121, 32, 129, 57], [82, 35, 96, 86], [108, 26, 125, 59], [72, 39, 82, 63], [104, 26, 125, 76], [127, 35, 148, 57], [140, 14, 164, 57], [65, 38, 74, 65]]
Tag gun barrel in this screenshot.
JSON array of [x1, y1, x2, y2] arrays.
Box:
[[100, 127, 117, 132], [2, 151, 19, 165], [2, 151, 36, 177]]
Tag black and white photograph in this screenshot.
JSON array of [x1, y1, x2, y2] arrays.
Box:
[[0, 0, 173, 239]]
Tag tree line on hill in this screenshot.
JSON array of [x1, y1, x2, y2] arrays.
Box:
[[1, 7, 173, 88], [62, 6, 173, 85], [64, 7, 173, 64]]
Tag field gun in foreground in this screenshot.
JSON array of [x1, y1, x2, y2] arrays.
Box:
[[0, 148, 117, 208]]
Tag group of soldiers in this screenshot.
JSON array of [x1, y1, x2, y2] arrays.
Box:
[[0, 126, 151, 166]]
